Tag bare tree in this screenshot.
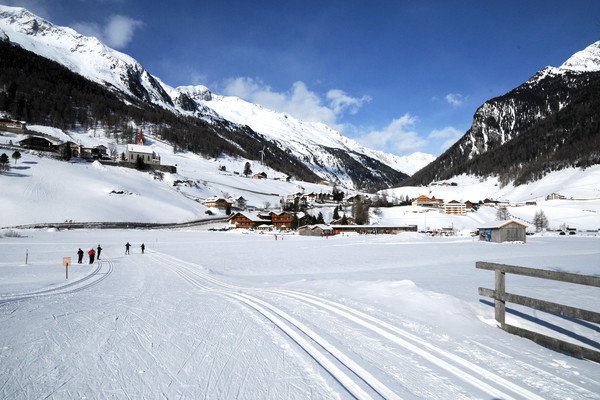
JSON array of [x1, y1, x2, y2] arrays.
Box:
[[496, 207, 510, 220]]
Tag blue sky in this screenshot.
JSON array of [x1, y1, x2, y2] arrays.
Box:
[[6, 0, 600, 156]]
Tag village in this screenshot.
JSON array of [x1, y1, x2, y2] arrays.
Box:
[[0, 118, 593, 244]]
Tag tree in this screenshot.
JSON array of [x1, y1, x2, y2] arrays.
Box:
[[243, 161, 252, 177], [316, 212, 325, 224], [0, 153, 9, 172], [533, 210, 549, 232], [11, 150, 21, 164], [135, 155, 146, 170], [61, 144, 72, 161], [332, 206, 340, 221], [225, 205, 231, 215], [291, 214, 299, 230], [352, 198, 369, 225], [263, 201, 271, 210], [496, 207, 510, 220]]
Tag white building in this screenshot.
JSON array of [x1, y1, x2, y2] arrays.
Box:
[[126, 144, 160, 165]]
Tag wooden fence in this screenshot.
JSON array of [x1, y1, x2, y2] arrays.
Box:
[[477, 261, 600, 363]]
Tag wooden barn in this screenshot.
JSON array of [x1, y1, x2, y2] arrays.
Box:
[[478, 220, 528, 243], [298, 224, 333, 237]]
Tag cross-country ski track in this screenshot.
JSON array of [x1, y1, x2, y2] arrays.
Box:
[[1, 237, 598, 400], [148, 250, 595, 400]]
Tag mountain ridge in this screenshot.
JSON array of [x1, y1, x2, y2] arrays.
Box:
[[0, 5, 430, 189], [401, 40, 600, 187]]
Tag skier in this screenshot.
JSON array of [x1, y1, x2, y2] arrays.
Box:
[[140, 243, 145, 254], [97, 244, 102, 260], [125, 242, 131, 254], [88, 248, 96, 264], [77, 248, 84, 264]]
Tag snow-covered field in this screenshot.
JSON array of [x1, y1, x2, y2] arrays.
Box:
[[0, 228, 598, 399]]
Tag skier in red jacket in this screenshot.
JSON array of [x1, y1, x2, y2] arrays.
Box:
[[88, 248, 96, 264]]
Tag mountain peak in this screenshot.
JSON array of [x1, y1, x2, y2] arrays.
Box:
[[559, 40, 600, 73]]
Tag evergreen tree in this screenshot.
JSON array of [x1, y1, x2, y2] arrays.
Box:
[[135, 155, 146, 170], [11, 150, 21, 164], [316, 212, 325, 224], [243, 161, 252, 177], [61, 145, 72, 161], [291, 214, 299, 230], [0, 153, 9, 172], [332, 206, 340, 221], [340, 214, 348, 225]]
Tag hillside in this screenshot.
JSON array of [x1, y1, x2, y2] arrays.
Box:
[[401, 41, 600, 187], [0, 5, 426, 190]]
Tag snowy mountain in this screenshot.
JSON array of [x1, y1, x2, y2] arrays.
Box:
[[402, 40, 600, 187], [0, 5, 429, 190]]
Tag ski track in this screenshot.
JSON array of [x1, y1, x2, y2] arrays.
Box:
[[0, 258, 114, 305], [149, 250, 598, 400], [150, 251, 397, 400]]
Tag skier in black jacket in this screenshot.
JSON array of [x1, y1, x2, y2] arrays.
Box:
[[77, 248, 84, 264]]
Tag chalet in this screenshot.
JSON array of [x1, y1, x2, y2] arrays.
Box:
[[443, 200, 466, 215], [270, 211, 295, 228], [203, 197, 232, 210], [298, 224, 333, 237], [18, 135, 59, 151], [126, 144, 160, 165], [56, 141, 81, 157], [252, 172, 267, 179], [412, 195, 444, 208], [0, 118, 26, 133], [227, 212, 271, 229], [478, 220, 528, 243], [465, 200, 474, 210], [546, 193, 566, 201], [80, 145, 108, 159]]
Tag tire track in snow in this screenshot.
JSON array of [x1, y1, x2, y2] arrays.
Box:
[[0, 258, 114, 305], [150, 251, 398, 400]]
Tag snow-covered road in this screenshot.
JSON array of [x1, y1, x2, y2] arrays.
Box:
[[1, 230, 599, 399]]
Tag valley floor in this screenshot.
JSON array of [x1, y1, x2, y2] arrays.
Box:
[[0, 229, 599, 399]]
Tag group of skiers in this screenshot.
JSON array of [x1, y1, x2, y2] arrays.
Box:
[[77, 245, 102, 264], [76, 242, 146, 264]]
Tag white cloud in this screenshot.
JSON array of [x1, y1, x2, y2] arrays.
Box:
[[355, 114, 427, 154], [74, 15, 143, 49], [222, 77, 368, 128], [428, 126, 463, 151], [445, 93, 465, 107], [326, 89, 371, 115]]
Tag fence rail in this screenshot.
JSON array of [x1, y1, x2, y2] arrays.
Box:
[[477, 261, 600, 363]]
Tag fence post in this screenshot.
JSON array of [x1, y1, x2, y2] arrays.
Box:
[[495, 269, 506, 326]]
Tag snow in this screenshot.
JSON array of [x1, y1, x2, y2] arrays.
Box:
[[0, 5, 435, 181], [0, 229, 598, 399], [559, 40, 600, 73]]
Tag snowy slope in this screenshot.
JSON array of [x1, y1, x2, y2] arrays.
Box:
[[0, 5, 433, 182], [0, 229, 598, 399], [0, 127, 338, 226], [176, 85, 435, 175]]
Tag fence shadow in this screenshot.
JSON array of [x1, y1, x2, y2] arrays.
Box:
[[480, 299, 600, 350]]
